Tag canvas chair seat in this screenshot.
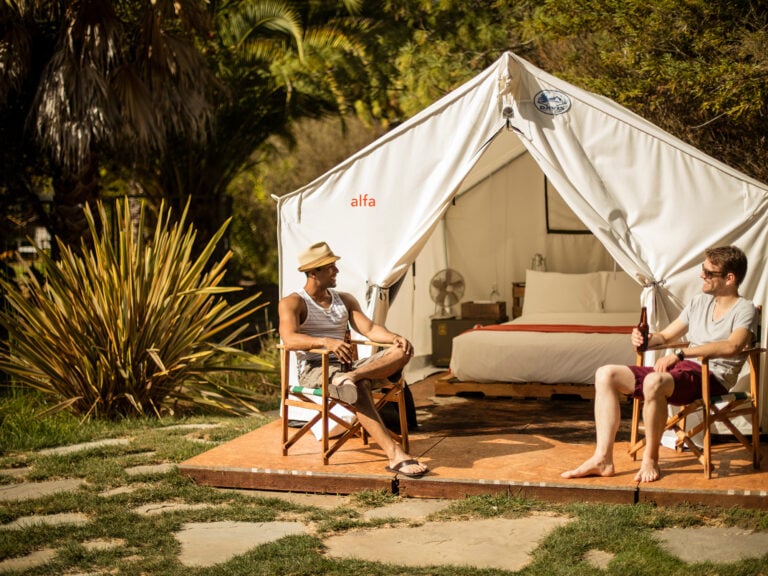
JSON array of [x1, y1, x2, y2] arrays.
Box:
[[628, 305, 763, 478], [279, 340, 409, 464]]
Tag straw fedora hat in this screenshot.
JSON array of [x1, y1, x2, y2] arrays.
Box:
[[297, 241, 341, 272]]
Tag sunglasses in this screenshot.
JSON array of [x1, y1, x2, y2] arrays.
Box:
[[701, 265, 726, 279]]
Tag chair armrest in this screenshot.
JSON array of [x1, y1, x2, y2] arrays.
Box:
[[276, 343, 332, 355], [641, 341, 689, 352], [350, 339, 394, 348], [278, 341, 393, 354], [640, 342, 765, 360]]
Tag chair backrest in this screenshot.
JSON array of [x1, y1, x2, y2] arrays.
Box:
[[727, 304, 762, 393]]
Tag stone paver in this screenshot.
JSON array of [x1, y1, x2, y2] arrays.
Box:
[[161, 423, 222, 431], [657, 526, 768, 564], [176, 521, 308, 567], [0, 478, 86, 502], [99, 485, 139, 497], [585, 549, 615, 570], [224, 488, 350, 510], [0, 548, 57, 572], [362, 498, 453, 520], [132, 502, 214, 516], [82, 538, 127, 551], [0, 467, 30, 478], [38, 438, 130, 456], [323, 515, 571, 571], [2, 512, 89, 530], [124, 463, 176, 476]]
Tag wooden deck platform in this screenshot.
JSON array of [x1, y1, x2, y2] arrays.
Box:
[[180, 373, 768, 509]]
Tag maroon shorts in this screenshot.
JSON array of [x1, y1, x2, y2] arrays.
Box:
[[628, 360, 728, 405]]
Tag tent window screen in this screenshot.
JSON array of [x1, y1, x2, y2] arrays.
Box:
[[545, 178, 591, 234]]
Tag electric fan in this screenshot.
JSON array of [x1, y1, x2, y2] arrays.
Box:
[[429, 268, 465, 318]]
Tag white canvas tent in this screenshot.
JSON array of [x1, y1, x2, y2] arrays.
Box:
[[276, 51, 768, 425]]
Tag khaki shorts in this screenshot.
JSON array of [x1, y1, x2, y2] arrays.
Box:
[[299, 349, 395, 389]]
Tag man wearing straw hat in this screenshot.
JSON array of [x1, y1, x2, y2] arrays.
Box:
[[278, 241, 429, 478]]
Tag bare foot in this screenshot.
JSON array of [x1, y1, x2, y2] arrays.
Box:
[[561, 456, 615, 479], [633, 460, 661, 483]]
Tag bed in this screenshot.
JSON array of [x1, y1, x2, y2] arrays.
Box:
[[439, 269, 642, 398]]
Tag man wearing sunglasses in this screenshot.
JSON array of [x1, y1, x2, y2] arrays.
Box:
[[279, 241, 428, 479], [562, 246, 755, 483]]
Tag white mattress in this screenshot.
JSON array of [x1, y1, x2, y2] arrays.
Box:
[[448, 312, 638, 385]]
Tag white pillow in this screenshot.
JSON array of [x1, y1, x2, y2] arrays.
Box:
[[522, 270, 604, 315], [602, 271, 643, 313]]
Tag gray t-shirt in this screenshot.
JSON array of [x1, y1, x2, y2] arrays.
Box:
[[678, 293, 756, 389]]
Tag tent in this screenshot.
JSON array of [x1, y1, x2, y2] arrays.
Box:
[[275, 51, 768, 424]]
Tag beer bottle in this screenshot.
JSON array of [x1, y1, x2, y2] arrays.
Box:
[[340, 328, 352, 372], [637, 306, 649, 351]]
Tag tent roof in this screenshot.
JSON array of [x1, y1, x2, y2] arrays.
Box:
[[277, 51, 768, 324]]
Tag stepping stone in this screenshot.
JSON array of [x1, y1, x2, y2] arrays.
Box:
[[0, 478, 86, 502], [124, 463, 176, 476], [99, 485, 138, 497], [0, 548, 56, 572], [38, 438, 130, 456], [82, 538, 126, 551], [362, 499, 453, 521], [585, 549, 614, 569], [323, 515, 570, 571], [223, 489, 350, 510], [183, 437, 217, 444], [0, 467, 29, 478], [132, 502, 214, 515], [161, 423, 222, 431], [176, 521, 308, 567], [656, 526, 768, 564], [2, 512, 88, 530]]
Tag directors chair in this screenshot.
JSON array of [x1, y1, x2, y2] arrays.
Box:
[[629, 305, 763, 478], [278, 340, 409, 464]]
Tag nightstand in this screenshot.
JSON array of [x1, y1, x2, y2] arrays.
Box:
[[431, 317, 499, 367]]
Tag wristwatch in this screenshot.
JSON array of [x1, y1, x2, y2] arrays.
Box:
[[674, 348, 685, 361]]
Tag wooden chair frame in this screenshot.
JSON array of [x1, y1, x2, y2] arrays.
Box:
[[628, 332, 764, 478], [279, 340, 409, 464]]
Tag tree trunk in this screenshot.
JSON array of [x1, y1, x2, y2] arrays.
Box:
[[49, 157, 101, 258]]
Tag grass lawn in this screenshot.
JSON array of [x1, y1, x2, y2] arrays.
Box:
[[1, 389, 768, 575]]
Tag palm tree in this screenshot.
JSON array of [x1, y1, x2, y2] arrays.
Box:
[[2, 0, 218, 253], [2, 0, 380, 259], [137, 0, 377, 266]]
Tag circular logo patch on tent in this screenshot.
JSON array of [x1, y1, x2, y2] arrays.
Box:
[[534, 90, 572, 115]]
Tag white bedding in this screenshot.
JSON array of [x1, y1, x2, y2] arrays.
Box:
[[448, 312, 638, 385]]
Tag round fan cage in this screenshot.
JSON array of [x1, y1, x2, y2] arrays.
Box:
[[429, 268, 465, 317]]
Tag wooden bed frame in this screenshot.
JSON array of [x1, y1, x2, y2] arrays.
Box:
[[433, 372, 595, 400]]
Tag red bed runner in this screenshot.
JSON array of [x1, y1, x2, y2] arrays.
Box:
[[470, 323, 634, 334]]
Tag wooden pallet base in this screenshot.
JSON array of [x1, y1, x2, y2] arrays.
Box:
[[434, 373, 595, 400]]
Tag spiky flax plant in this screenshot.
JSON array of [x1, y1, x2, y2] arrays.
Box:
[[0, 198, 267, 418]]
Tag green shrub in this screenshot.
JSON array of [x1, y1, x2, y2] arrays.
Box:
[[0, 198, 269, 419]]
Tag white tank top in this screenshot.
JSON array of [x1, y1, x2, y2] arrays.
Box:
[[296, 288, 348, 372]]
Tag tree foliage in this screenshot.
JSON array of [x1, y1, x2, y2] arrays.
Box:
[[2, 0, 767, 284], [520, 0, 768, 182]]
